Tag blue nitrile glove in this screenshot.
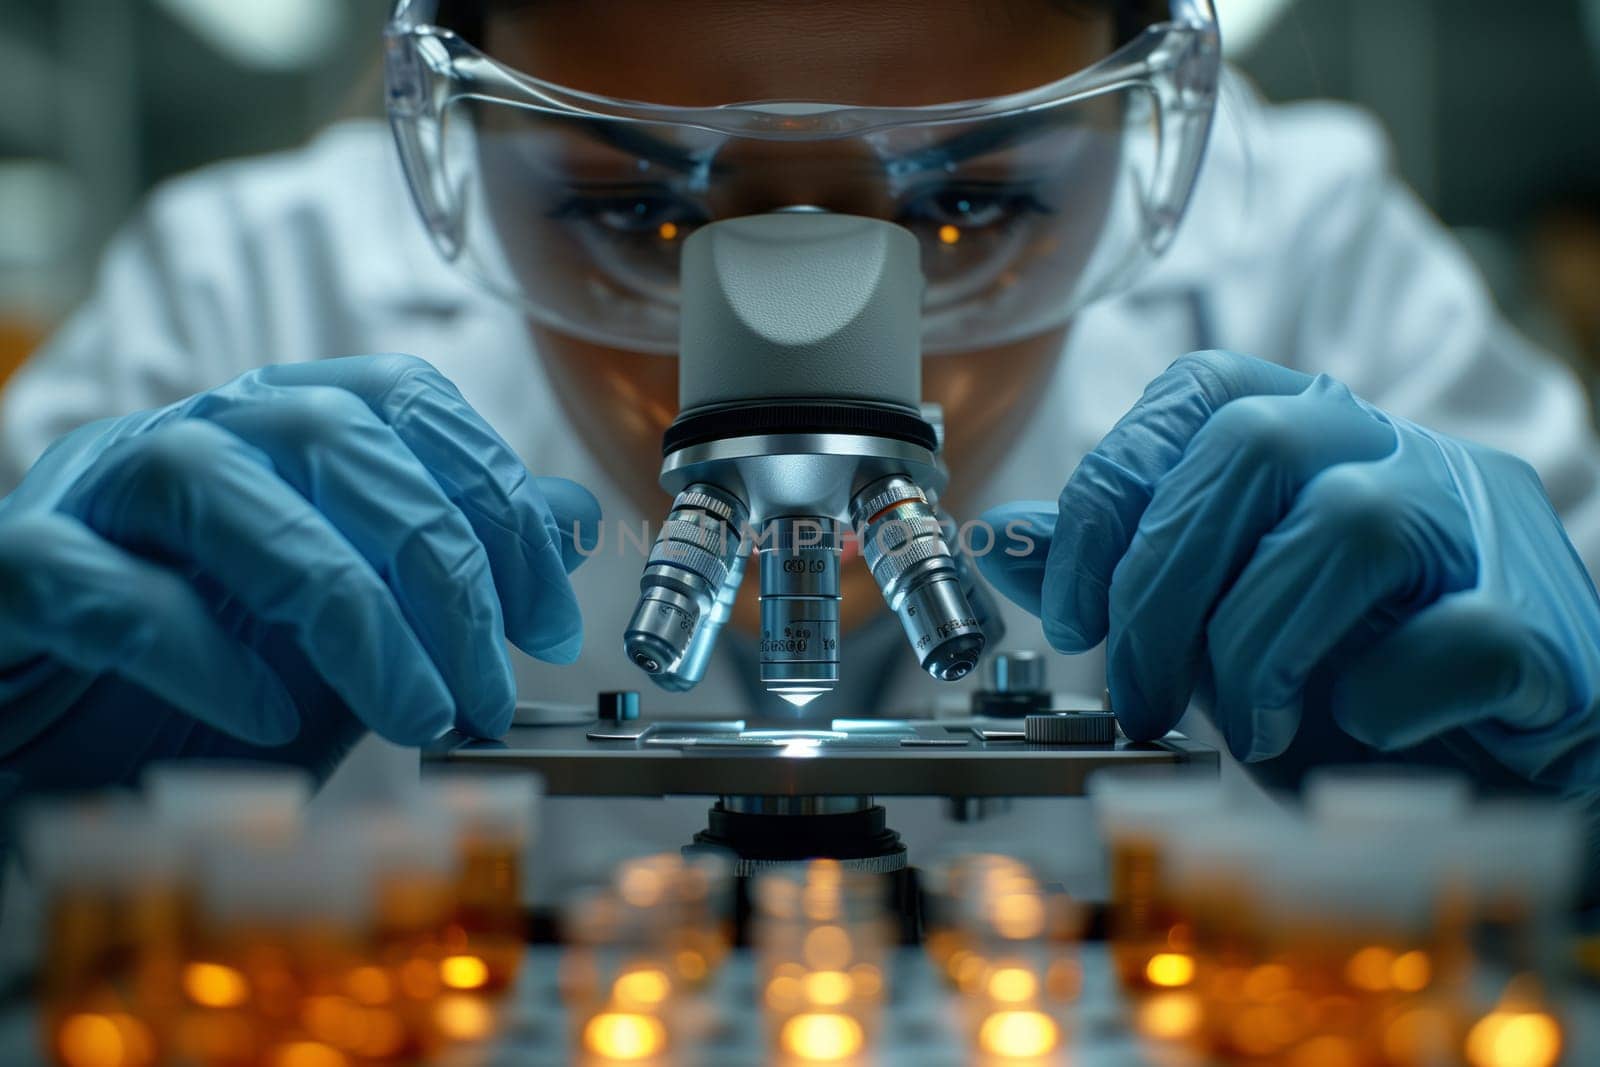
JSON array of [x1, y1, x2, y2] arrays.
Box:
[[0, 354, 598, 786], [979, 350, 1600, 793]]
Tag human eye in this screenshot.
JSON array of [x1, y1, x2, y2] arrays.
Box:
[[896, 181, 1052, 239], [547, 184, 709, 241]]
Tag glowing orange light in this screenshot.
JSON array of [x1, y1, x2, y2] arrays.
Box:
[[802, 887, 841, 922], [779, 1012, 864, 1062], [1135, 991, 1203, 1042], [991, 892, 1045, 940], [1242, 963, 1293, 1000], [434, 994, 494, 1042], [766, 974, 805, 1011], [1144, 953, 1196, 989], [300, 996, 370, 1049], [613, 968, 672, 1008], [58, 1014, 122, 1067], [1287, 1035, 1361, 1067], [847, 963, 882, 1000], [440, 955, 490, 991], [342, 965, 393, 1006], [183, 961, 251, 1008], [977, 1010, 1059, 1058], [271, 1041, 349, 1067], [1390, 951, 1432, 993], [1230, 1004, 1300, 1057], [987, 967, 1039, 1004], [618, 865, 666, 907], [1465, 1010, 1562, 1067], [355, 1011, 407, 1059], [584, 1012, 667, 1061], [803, 925, 853, 971], [57, 1013, 156, 1067], [938, 224, 962, 246], [1383, 1007, 1452, 1066], [808, 860, 844, 883], [1345, 946, 1396, 992], [657, 222, 680, 241], [802, 970, 853, 1007], [112, 1014, 155, 1067], [399, 957, 440, 998], [177, 1013, 254, 1063]]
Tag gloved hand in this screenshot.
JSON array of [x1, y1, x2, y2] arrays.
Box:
[[0, 354, 598, 786], [980, 349, 1600, 792]]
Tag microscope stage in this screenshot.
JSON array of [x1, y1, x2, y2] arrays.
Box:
[[423, 716, 1217, 798]]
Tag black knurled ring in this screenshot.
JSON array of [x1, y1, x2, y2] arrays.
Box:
[[663, 401, 938, 456]]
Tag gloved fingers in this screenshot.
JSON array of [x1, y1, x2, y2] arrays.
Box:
[[535, 475, 605, 575], [242, 355, 599, 661], [516, 474, 603, 662], [972, 501, 1056, 619], [57, 419, 456, 745], [1104, 379, 1398, 742], [0, 513, 299, 746], [1330, 590, 1574, 755], [1205, 448, 1476, 762], [1044, 351, 1316, 652], [197, 384, 516, 738]]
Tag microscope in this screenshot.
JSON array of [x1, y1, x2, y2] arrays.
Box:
[[623, 210, 986, 707], [428, 211, 1214, 890]]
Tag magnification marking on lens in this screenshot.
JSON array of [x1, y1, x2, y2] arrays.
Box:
[[759, 517, 842, 706]]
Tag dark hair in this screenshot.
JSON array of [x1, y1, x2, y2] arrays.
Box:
[[437, 1, 1165, 53]]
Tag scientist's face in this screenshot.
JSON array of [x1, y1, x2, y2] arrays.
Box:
[[488, 2, 1114, 624]]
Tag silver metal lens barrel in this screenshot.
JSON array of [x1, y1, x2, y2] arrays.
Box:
[[758, 516, 841, 707], [625, 484, 748, 688], [922, 404, 1005, 647], [853, 475, 986, 682], [937, 507, 1007, 648], [653, 546, 748, 693]]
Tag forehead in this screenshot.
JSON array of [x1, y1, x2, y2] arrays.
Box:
[[485, 1, 1116, 107]]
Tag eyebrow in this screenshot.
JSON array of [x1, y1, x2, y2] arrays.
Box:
[[569, 117, 724, 176], [884, 109, 1086, 175], [553, 105, 1085, 182]]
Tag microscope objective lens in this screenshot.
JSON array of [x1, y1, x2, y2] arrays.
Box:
[[758, 517, 842, 707], [625, 484, 749, 690], [852, 475, 986, 683]]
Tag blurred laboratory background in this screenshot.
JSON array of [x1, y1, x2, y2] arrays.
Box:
[[2, 0, 1600, 402]]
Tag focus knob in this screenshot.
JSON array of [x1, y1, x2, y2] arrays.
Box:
[[1024, 712, 1116, 745]]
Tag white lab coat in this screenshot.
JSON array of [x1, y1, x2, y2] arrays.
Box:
[[5, 84, 1599, 886]]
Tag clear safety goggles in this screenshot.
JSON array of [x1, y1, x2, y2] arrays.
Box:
[[385, 1, 1220, 355]]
